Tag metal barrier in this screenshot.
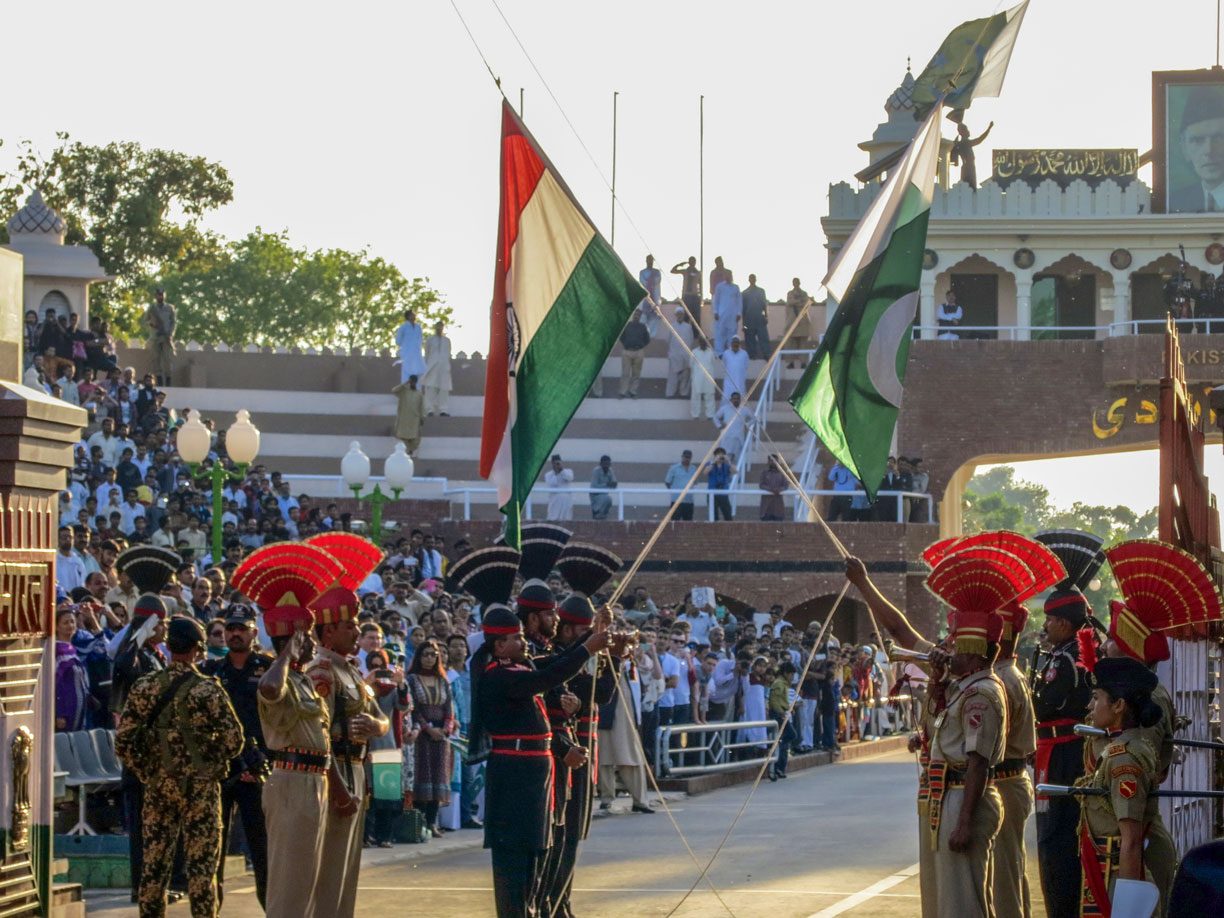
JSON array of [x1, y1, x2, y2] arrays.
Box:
[[654, 719, 779, 778], [906, 319, 1224, 340], [441, 484, 934, 523]]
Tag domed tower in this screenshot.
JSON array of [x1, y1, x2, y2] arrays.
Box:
[[857, 63, 951, 187], [2, 189, 110, 328]]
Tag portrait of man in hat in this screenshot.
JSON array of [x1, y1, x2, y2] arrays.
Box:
[[1168, 81, 1224, 213]]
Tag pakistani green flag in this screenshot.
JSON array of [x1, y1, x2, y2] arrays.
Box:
[[788, 104, 943, 500], [911, 0, 1029, 117]]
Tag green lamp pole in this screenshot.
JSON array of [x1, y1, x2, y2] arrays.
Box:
[[341, 441, 415, 543], [177, 410, 261, 564]]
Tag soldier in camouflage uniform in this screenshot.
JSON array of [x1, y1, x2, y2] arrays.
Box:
[[115, 617, 244, 918]]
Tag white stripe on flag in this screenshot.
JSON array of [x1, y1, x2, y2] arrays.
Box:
[[975, 1, 1030, 100], [822, 105, 942, 303], [508, 169, 597, 363]]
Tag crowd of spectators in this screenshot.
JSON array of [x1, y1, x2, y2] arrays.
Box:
[[825, 455, 932, 523]]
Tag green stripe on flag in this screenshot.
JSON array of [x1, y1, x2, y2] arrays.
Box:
[[789, 210, 929, 500], [503, 234, 642, 535]]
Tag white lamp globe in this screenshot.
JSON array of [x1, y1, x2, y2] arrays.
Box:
[[226, 410, 261, 465], [385, 442, 415, 491], [177, 414, 211, 464], [341, 441, 371, 490]]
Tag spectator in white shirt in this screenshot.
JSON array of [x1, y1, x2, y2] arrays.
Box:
[[87, 417, 119, 467], [655, 632, 680, 728], [678, 601, 715, 644], [55, 527, 87, 592], [118, 491, 146, 534], [179, 516, 208, 550], [94, 468, 122, 507], [937, 291, 963, 340]]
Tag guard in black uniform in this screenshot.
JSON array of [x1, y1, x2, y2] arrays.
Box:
[[509, 527, 581, 918], [1032, 529, 1105, 918], [471, 604, 617, 918], [545, 542, 625, 918], [201, 603, 272, 910]]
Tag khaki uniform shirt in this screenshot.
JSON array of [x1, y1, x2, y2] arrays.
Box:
[[993, 658, 1037, 760], [307, 648, 381, 746], [258, 668, 330, 753], [932, 667, 1007, 769], [1080, 729, 1158, 837]]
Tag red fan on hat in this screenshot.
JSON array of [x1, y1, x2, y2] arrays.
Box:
[[924, 531, 1065, 601], [233, 543, 344, 637], [1104, 539, 1224, 663], [925, 546, 1035, 613], [307, 532, 384, 591]]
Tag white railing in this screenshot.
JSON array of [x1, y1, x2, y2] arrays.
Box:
[[910, 318, 1224, 340], [441, 484, 933, 523]]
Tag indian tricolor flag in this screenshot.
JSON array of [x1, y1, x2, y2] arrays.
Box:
[[480, 102, 644, 547]]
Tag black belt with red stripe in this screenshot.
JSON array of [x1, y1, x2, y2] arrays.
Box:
[[993, 757, 1028, 780], [576, 714, 599, 739], [269, 748, 330, 774], [1036, 720, 1080, 740]]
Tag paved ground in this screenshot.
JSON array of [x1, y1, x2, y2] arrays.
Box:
[[86, 749, 1045, 917]]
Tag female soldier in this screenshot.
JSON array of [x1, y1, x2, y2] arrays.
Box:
[[1077, 655, 1165, 916]]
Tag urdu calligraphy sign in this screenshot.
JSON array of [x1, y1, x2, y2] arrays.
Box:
[[992, 149, 1140, 187]]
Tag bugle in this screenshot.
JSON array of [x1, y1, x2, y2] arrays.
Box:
[[887, 647, 931, 663]]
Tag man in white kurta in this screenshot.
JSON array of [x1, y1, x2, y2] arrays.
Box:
[[666, 308, 693, 398], [422, 321, 453, 416], [544, 455, 574, 520], [690, 337, 716, 419], [712, 392, 752, 465], [720, 337, 749, 405], [639, 256, 662, 337], [712, 281, 742, 354], [394, 311, 426, 383]]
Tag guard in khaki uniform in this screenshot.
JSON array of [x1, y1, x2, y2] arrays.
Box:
[[1092, 539, 1224, 917], [844, 536, 1045, 918], [911, 644, 949, 918], [1075, 656, 1166, 916], [928, 609, 1008, 918], [309, 581, 390, 918], [233, 542, 345, 918], [994, 600, 1038, 918]]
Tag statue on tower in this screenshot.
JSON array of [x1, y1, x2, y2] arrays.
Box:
[[948, 111, 994, 190]]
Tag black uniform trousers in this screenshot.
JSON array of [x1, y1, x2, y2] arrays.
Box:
[[217, 779, 268, 909], [546, 761, 594, 918], [491, 845, 543, 918], [1036, 740, 1084, 918]]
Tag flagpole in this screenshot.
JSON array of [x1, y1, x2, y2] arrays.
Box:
[[519, 87, 524, 116], [611, 91, 618, 246], [699, 94, 705, 298]]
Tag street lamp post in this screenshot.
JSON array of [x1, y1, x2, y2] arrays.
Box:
[[341, 441, 415, 543], [177, 410, 261, 565]]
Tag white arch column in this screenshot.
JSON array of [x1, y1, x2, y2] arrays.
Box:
[[1109, 269, 1132, 333], [919, 273, 937, 337], [1014, 270, 1033, 340]]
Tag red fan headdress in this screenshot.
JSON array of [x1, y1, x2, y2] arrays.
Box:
[[924, 531, 1065, 602], [1104, 539, 1224, 664], [232, 543, 343, 637], [306, 532, 383, 591], [307, 533, 384, 624], [926, 546, 1032, 656]]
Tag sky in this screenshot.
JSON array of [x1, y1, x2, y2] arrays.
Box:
[[5, 0, 1224, 507]]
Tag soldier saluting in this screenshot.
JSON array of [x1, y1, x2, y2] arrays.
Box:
[[234, 542, 346, 918], [114, 614, 244, 918]]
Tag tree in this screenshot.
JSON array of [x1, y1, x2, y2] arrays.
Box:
[[962, 465, 1159, 611], [0, 134, 233, 336], [160, 230, 450, 350], [1, 136, 449, 348]]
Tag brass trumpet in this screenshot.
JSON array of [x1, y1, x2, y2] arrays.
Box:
[[887, 647, 932, 663]]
